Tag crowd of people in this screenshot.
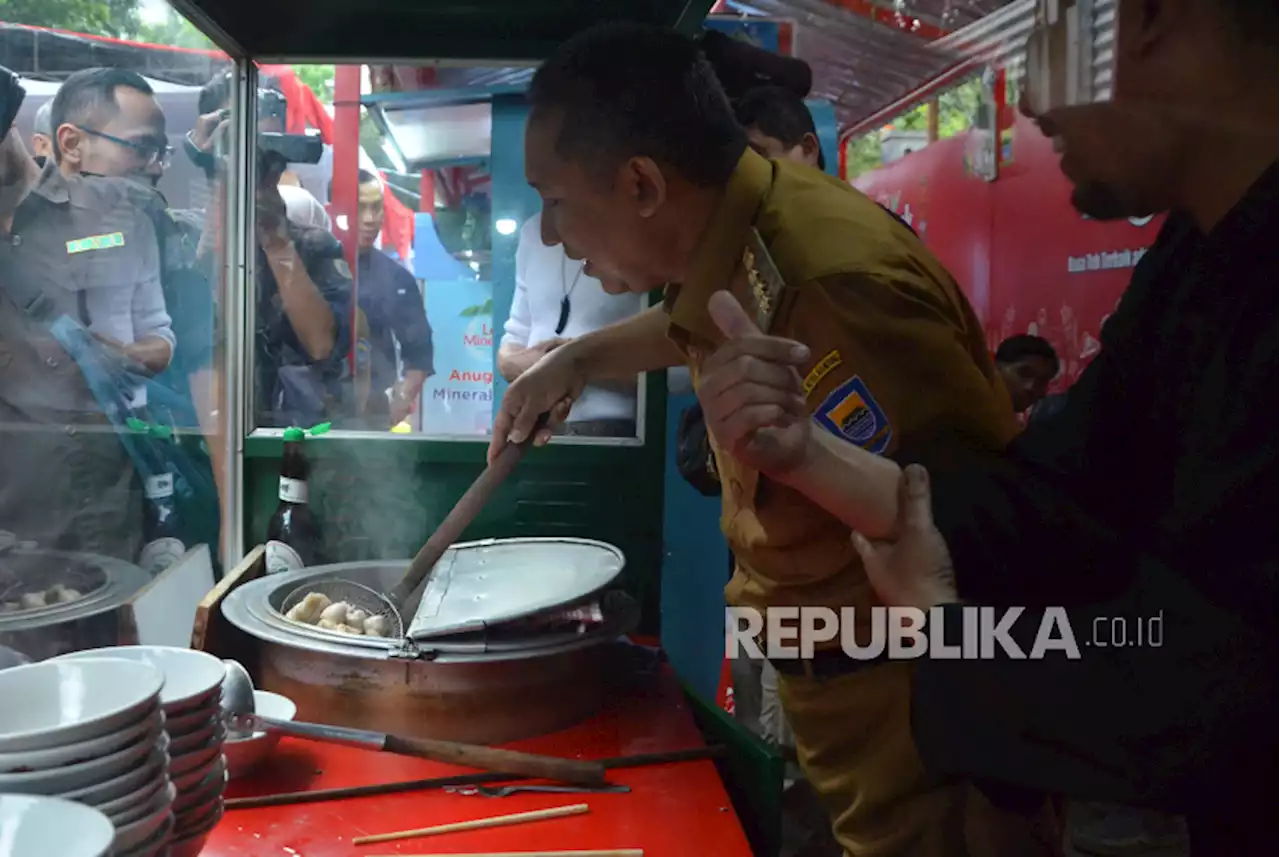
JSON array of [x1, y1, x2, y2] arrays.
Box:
[[0, 65, 436, 572]]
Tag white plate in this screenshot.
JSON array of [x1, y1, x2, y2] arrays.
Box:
[[60, 746, 166, 806], [53, 646, 225, 713], [167, 830, 213, 857], [108, 780, 175, 828], [0, 794, 115, 857], [224, 690, 296, 780], [0, 658, 163, 752], [115, 808, 174, 857], [169, 719, 225, 756], [169, 743, 221, 778], [0, 704, 161, 774], [0, 726, 166, 795]]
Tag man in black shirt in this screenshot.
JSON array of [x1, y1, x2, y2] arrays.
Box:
[[353, 169, 433, 427], [689, 0, 1276, 852]]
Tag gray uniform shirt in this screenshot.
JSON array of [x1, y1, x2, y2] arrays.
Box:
[[0, 166, 164, 561]]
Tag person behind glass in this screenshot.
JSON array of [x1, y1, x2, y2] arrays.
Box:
[[188, 71, 351, 429], [993, 334, 1058, 415], [46, 68, 176, 377], [29, 101, 52, 168], [498, 211, 644, 437], [0, 82, 156, 563], [351, 169, 433, 427]]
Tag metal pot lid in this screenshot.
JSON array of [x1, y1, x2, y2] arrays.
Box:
[[0, 550, 151, 632], [406, 537, 626, 640]]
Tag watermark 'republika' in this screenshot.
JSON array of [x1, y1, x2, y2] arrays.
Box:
[[725, 606, 1160, 661]]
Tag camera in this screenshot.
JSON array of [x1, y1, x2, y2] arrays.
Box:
[[0, 66, 26, 141], [186, 85, 323, 179]]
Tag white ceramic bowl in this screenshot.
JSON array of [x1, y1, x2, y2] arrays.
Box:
[[224, 690, 296, 780], [169, 743, 221, 778], [112, 793, 174, 853], [169, 719, 225, 757], [60, 745, 167, 806], [164, 705, 218, 737], [0, 658, 163, 752], [173, 799, 223, 842], [0, 726, 167, 796], [54, 646, 225, 713], [0, 704, 161, 774], [92, 766, 168, 820], [115, 807, 175, 857], [173, 757, 226, 814], [0, 794, 115, 857], [107, 780, 175, 828], [168, 830, 213, 857], [170, 752, 222, 793]]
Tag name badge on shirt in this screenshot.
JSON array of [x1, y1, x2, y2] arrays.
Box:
[[65, 232, 125, 255]]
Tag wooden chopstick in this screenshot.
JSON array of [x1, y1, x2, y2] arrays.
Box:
[[366, 851, 642, 857], [226, 745, 722, 810], [352, 803, 590, 845]]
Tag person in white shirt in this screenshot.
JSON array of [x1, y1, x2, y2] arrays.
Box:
[[499, 211, 644, 436]]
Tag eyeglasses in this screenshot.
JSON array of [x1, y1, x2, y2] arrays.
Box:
[[75, 125, 173, 168]]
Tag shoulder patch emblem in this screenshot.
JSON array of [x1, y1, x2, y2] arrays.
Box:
[[66, 232, 125, 254], [333, 259, 352, 279], [813, 375, 892, 454], [802, 350, 842, 396]]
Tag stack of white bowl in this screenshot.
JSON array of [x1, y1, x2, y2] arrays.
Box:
[[0, 794, 118, 857], [0, 657, 176, 857], [55, 646, 230, 857]]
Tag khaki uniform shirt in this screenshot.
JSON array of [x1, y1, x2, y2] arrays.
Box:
[[666, 149, 1017, 631], [0, 167, 161, 560]]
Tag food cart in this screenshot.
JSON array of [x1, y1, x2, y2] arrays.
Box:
[[144, 0, 766, 854]]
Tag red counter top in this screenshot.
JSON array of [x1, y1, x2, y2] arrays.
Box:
[[205, 667, 751, 857]]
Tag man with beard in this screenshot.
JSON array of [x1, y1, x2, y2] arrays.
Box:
[[687, 0, 1277, 853], [491, 22, 1057, 857]]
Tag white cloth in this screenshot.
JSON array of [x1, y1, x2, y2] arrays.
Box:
[[278, 183, 332, 232], [502, 213, 644, 424]]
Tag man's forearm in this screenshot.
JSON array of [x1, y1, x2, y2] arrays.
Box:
[[267, 244, 337, 360], [565, 304, 683, 383], [497, 342, 538, 382], [775, 430, 903, 540]]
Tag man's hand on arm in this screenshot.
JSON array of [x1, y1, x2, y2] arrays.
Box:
[[497, 338, 570, 382], [488, 304, 682, 462], [850, 465, 959, 610], [699, 291, 903, 539]]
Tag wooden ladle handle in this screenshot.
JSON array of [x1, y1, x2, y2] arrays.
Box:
[[382, 734, 606, 786], [387, 411, 552, 609]]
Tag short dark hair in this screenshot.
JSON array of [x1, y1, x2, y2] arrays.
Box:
[[529, 22, 747, 188], [996, 335, 1059, 371], [50, 68, 153, 161], [357, 168, 379, 186], [734, 85, 826, 171]]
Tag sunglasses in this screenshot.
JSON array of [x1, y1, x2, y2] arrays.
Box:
[[75, 125, 173, 168]]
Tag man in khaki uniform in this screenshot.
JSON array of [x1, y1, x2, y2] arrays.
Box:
[[492, 23, 1054, 856]]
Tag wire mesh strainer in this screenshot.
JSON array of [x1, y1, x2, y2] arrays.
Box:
[[279, 579, 404, 638]]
